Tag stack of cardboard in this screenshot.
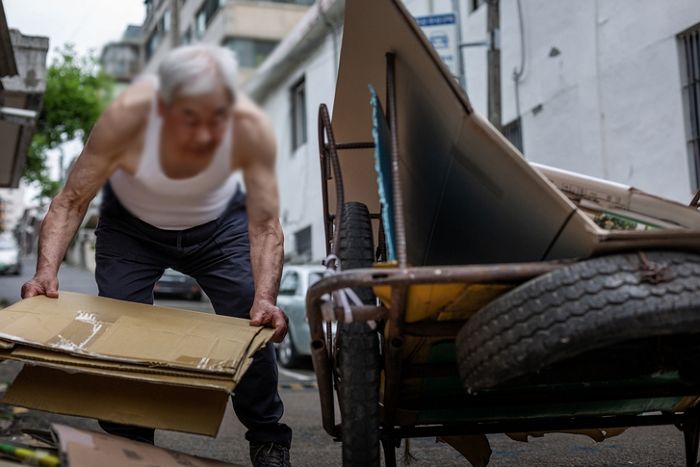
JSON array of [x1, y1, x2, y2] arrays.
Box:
[[0, 292, 273, 436]]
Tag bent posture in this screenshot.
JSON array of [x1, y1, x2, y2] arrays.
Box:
[[21, 45, 292, 467]]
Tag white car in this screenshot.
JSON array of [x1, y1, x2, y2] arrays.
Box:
[[275, 264, 327, 368], [0, 235, 21, 275]]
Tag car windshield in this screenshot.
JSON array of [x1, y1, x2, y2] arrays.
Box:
[[309, 272, 323, 287]]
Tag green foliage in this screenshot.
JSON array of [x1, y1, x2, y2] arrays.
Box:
[[24, 45, 114, 201]]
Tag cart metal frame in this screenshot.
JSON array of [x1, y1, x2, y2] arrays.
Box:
[[306, 53, 700, 467]]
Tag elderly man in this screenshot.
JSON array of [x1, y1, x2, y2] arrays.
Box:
[[21, 45, 292, 467]]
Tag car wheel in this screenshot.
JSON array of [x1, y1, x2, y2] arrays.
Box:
[[336, 202, 380, 467], [456, 251, 700, 392], [276, 331, 301, 369], [188, 291, 202, 301]]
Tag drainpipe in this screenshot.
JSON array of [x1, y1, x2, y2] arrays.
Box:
[[512, 0, 526, 120], [171, 0, 180, 47], [318, 0, 340, 76], [486, 0, 501, 129]]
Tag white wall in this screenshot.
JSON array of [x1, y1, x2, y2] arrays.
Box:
[[257, 36, 339, 262], [497, 0, 700, 202]]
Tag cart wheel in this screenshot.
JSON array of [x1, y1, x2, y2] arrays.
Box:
[[684, 418, 700, 467], [337, 202, 380, 467], [456, 251, 700, 391]]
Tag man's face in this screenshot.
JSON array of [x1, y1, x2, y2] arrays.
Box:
[[159, 83, 233, 159]]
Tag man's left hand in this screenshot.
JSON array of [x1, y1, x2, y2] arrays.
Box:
[[250, 298, 288, 343]]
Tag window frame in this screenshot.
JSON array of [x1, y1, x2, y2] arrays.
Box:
[[290, 77, 308, 152]]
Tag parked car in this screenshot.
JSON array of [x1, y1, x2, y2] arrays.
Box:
[[275, 264, 327, 368], [0, 235, 21, 275], [153, 268, 202, 301]]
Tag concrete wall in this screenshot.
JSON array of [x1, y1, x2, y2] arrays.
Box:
[[404, 0, 700, 202], [224, 2, 308, 41], [462, 0, 700, 202]]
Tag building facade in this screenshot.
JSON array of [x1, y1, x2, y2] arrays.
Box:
[[245, 0, 343, 263], [463, 0, 700, 204], [0, 2, 48, 237], [141, 0, 313, 81], [101, 25, 143, 85]]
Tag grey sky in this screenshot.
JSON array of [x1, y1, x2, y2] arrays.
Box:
[[4, 0, 145, 61]]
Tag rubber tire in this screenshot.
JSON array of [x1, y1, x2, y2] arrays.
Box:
[[457, 251, 700, 392], [276, 330, 301, 369], [337, 202, 380, 467]]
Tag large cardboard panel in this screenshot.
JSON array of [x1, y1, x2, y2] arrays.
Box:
[[333, 0, 595, 265], [0, 293, 273, 375], [0, 347, 236, 391], [5, 366, 230, 436], [52, 424, 243, 466]]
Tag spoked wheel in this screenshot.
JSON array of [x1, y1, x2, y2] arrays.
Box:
[[336, 202, 381, 467]]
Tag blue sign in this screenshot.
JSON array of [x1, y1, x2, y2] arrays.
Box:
[[415, 13, 459, 76], [415, 14, 456, 27]]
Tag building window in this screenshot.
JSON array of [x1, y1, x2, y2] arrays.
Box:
[[680, 25, 700, 191], [501, 118, 523, 153], [294, 226, 312, 262], [145, 29, 161, 60], [291, 77, 307, 151], [162, 9, 171, 33], [469, 0, 486, 13], [222, 37, 278, 68], [195, 0, 223, 39], [195, 11, 206, 39], [182, 27, 192, 45]]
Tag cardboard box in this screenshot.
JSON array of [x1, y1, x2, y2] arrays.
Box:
[[52, 424, 244, 466], [0, 292, 273, 436]]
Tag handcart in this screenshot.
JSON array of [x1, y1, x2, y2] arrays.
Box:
[[306, 1, 700, 465]]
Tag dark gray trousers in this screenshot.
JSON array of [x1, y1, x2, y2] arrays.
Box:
[[94, 183, 292, 447]]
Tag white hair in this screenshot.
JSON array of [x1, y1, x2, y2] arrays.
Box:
[[157, 44, 239, 103]]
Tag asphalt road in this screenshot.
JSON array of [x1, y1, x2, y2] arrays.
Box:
[[0, 258, 692, 466]]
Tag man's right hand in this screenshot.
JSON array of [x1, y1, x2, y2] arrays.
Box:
[[21, 275, 59, 299]]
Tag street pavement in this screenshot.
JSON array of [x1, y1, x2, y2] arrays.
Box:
[[0, 257, 691, 465]]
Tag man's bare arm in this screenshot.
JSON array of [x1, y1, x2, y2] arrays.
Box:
[[238, 106, 287, 342], [22, 84, 150, 298]]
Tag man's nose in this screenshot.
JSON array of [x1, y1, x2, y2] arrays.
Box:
[[194, 126, 213, 145]]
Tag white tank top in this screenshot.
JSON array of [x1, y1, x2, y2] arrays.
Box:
[[109, 90, 239, 230]]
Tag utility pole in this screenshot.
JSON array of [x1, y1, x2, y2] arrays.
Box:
[[486, 0, 501, 130]]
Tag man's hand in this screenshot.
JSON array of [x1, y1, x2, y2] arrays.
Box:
[[21, 275, 59, 299], [250, 298, 288, 343]]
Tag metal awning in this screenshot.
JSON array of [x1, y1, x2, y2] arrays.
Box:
[[0, 1, 18, 78], [0, 1, 48, 188]]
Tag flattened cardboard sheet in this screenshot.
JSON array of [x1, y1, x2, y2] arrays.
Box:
[[6, 366, 230, 436], [0, 292, 274, 435], [0, 292, 273, 376], [0, 347, 236, 390], [52, 424, 243, 466]]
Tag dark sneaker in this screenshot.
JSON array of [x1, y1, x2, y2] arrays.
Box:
[[249, 442, 291, 467]]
